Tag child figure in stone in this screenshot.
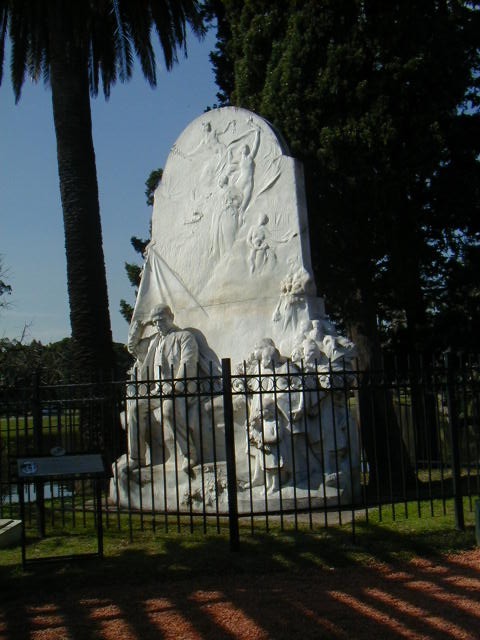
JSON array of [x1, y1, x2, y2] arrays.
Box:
[[246, 214, 276, 274], [248, 399, 290, 494], [243, 338, 293, 493]]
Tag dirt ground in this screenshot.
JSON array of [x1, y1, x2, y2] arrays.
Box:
[[1, 549, 479, 640]]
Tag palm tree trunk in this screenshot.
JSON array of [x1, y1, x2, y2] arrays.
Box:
[[48, 26, 114, 381]]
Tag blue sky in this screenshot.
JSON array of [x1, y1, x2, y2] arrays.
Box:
[[0, 28, 218, 345]]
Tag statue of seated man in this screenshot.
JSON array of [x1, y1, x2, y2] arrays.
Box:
[[126, 303, 200, 475]]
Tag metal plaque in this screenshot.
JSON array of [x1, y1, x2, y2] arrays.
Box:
[[17, 454, 107, 479]]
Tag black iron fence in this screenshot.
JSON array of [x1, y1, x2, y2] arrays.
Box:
[[1, 354, 479, 544]]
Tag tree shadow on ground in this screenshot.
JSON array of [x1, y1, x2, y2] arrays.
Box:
[[0, 524, 478, 640]]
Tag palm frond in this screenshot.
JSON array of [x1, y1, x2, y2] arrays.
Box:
[[27, 0, 49, 82], [150, 0, 205, 70], [3, 0, 51, 99], [111, 0, 132, 84], [150, 0, 177, 70], [42, 48, 49, 86], [9, 7, 28, 102], [88, 39, 101, 97], [121, 0, 157, 85], [1, 0, 206, 100], [97, 0, 122, 95], [120, 28, 134, 81], [89, 2, 119, 98], [0, 8, 8, 86]]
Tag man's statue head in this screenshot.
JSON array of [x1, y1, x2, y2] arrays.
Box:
[[150, 304, 174, 336]]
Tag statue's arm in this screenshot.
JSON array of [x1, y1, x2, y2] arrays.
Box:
[[127, 320, 144, 357], [176, 332, 200, 379]]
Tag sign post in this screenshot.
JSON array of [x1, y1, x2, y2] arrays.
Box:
[[17, 453, 110, 567]]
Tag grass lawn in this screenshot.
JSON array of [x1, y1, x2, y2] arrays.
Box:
[[0, 497, 478, 595]]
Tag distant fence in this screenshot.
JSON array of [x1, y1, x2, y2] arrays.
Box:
[[1, 353, 479, 544]]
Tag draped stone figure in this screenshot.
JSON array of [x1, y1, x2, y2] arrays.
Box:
[[126, 303, 200, 476]]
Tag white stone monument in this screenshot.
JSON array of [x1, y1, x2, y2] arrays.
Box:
[[111, 107, 360, 512], [131, 107, 325, 361]]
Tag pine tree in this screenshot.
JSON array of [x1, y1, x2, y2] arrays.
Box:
[[120, 169, 163, 323], [206, 0, 480, 487]]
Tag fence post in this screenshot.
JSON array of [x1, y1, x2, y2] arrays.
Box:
[[32, 369, 46, 538], [475, 500, 480, 547], [222, 358, 240, 551], [444, 352, 465, 531]]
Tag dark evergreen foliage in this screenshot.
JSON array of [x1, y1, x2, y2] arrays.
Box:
[[145, 168, 163, 207], [0, 256, 11, 307], [120, 168, 163, 323], [206, 0, 480, 359], [206, 0, 479, 486], [0, 337, 133, 385]]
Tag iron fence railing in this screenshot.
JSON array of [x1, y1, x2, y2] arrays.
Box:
[[1, 354, 479, 545]]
